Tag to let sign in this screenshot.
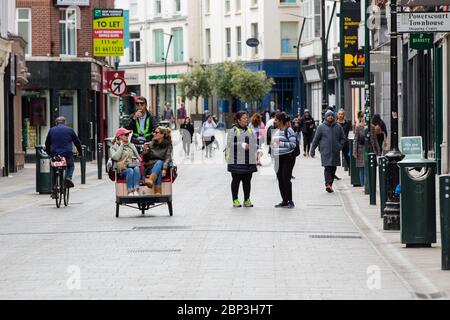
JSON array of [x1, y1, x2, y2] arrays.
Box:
[[397, 12, 450, 33], [93, 9, 124, 56]]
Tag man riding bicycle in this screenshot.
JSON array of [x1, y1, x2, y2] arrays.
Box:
[[126, 96, 157, 145], [45, 116, 82, 199]]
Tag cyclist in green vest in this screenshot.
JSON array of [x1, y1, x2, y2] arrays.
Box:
[[126, 96, 157, 145]]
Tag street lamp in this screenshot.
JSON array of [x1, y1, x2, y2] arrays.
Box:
[[160, 32, 173, 120], [285, 13, 312, 117]]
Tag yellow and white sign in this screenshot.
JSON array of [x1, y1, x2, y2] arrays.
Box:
[[93, 9, 124, 57]]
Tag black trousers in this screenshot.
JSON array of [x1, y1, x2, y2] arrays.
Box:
[[324, 166, 337, 186], [182, 140, 191, 155], [341, 142, 350, 168], [276, 154, 296, 203], [303, 132, 313, 153], [231, 173, 253, 201]]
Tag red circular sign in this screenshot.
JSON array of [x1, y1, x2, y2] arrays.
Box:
[[109, 77, 127, 96]]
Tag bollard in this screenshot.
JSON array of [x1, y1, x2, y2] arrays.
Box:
[[378, 157, 388, 218], [81, 145, 86, 185], [349, 139, 361, 186], [348, 139, 352, 177], [97, 143, 103, 180], [364, 153, 369, 195], [104, 138, 113, 172], [368, 153, 377, 205], [439, 175, 450, 270]]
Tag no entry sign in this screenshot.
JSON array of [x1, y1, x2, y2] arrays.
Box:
[[109, 77, 127, 96]]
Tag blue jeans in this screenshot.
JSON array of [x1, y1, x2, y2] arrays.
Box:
[[51, 155, 74, 192], [359, 167, 365, 186], [148, 160, 163, 186], [124, 167, 141, 192]]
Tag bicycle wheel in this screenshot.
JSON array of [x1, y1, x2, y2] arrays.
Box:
[[64, 184, 70, 207], [55, 172, 62, 208]]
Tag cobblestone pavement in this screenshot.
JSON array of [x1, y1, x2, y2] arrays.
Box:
[[0, 131, 416, 299]]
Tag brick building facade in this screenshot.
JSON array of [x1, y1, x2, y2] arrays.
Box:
[[17, 0, 119, 163]]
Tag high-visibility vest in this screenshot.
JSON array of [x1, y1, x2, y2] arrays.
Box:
[[224, 126, 253, 161], [133, 115, 152, 139]]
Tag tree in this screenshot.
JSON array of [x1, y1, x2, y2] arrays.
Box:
[[210, 62, 241, 109], [231, 68, 275, 114], [178, 65, 212, 114]]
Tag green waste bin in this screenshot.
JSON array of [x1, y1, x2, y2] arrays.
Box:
[[398, 159, 437, 247], [439, 175, 450, 270], [378, 156, 388, 218], [36, 146, 52, 194], [349, 138, 361, 186]]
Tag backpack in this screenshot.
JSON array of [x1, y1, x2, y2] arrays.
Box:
[[266, 125, 274, 145], [285, 129, 301, 157]]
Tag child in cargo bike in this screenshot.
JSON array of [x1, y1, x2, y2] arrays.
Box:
[[110, 128, 142, 196], [142, 126, 173, 195]]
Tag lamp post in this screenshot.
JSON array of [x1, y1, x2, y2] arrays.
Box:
[[285, 13, 311, 117], [161, 32, 173, 120], [383, 0, 404, 230]]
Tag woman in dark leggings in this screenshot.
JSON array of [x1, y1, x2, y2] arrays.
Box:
[[299, 109, 315, 156], [226, 111, 258, 208]]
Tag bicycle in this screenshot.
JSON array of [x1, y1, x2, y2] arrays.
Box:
[[51, 155, 69, 208]]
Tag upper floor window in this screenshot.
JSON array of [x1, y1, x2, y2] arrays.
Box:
[[155, 0, 162, 15], [236, 0, 241, 12], [205, 0, 210, 14], [250, 0, 258, 7], [17, 8, 32, 55], [175, 0, 181, 13], [172, 27, 184, 62], [225, 28, 231, 58], [251, 23, 259, 56], [59, 8, 77, 56], [129, 0, 138, 18], [236, 26, 242, 57], [154, 29, 164, 63], [129, 32, 141, 63], [225, 0, 231, 14], [281, 22, 297, 55], [205, 28, 211, 62], [300, 0, 314, 42]]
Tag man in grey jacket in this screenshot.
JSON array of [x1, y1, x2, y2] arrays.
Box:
[[310, 110, 346, 193]]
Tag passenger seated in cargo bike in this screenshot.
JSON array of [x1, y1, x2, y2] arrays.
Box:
[[142, 126, 174, 195], [110, 128, 142, 196]]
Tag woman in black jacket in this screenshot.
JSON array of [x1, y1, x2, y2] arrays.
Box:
[[336, 108, 352, 168], [226, 111, 258, 208], [299, 109, 315, 157], [180, 117, 194, 156]]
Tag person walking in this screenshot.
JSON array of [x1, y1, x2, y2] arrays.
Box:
[[226, 111, 258, 208], [177, 102, 187, 129], [110, 128, 142, 196], [353, 111, 381, 187], [299, 109, 315, 157], [201, 115, 217, 158], [310, 110, 346, 193], [180, 117, 194, 157], [336, 108, 352, 179], [45, 116, 83, 199], [371, 114, 388, 154], [163, 101, 175, 128], [249, 113, 266, 166], [271, 112, 297, 209]]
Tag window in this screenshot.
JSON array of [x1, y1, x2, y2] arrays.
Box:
[[154, 29, 164, 63], [175, 0, 181, 13], [129, 0, 138, 18], [300, 0, 314, 42], [17, 8, 31, 55], [225, 28, 231, 58], [205, 28, 211, 61], [281, 22, 297, 55], [251, 23, 259, 56], [205, 0, 210, 14], [225, 0, 231, 14], [59, 8, 77, 56], [172, 27, 184, 62], [236, 0, 241, 12], [236, 26, 242, 57], [251, 0, 258, 7], [130, 32, 141, 62], [155, 0, 162, 15]]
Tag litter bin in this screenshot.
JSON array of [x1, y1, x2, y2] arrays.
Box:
[[439, 175, 450, 270], [349, 138, 361, 186], [36, 146, 52, 194], [159, 120, 171, 128], [398, 159, 437, 247]]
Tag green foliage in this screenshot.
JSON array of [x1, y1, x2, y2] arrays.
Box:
[[178, 65, 212, 100], [231, 68, 275, 103], [210, 62, 241, 101]]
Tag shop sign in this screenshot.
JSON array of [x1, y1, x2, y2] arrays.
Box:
[[398, 0, 450, 6], [370, 52, 390, 72], [93, 9, 124, 56], [410, 33, 434, 50], [148, 74, 181, 80], [400, 136, 423, 160], [54, 0, 90, 6], [246, 38, 260, 47], [398, 12, 450, 33], [343, 0, 364, 79], [350, 79, 365, 88], [125, 73, 139, 84]]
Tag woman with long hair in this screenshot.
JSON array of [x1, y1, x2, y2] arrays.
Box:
[[180, 116, 194, 157]]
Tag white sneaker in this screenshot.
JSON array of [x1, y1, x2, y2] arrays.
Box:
[[128, 191, 134, 196], [133, 190, 140, 196]]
